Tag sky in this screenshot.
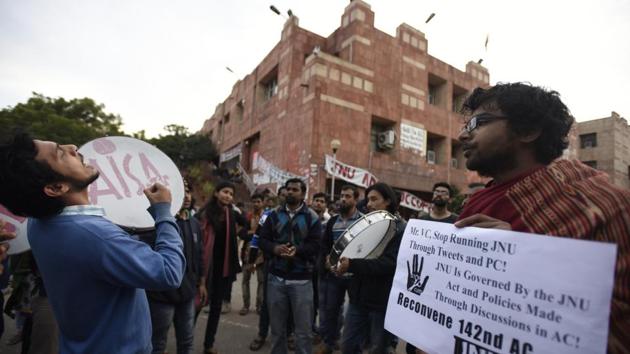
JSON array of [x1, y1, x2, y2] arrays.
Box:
[[1, 0, 629, 138]]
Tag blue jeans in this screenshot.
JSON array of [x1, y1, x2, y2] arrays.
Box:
[[318, 273, 348, 348], [148, 298, 195, 354], [267, 274, 313, 354], [341, 303, 392, 354]]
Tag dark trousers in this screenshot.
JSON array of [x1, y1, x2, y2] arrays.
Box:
[[148, 298, 195, 354], [24, 296, 58, 354], [258, 268, 270, 338], [318, 273, 348, 348], [341, 303, 392, 354], [312, 270, 319, 334], [203, 276, 231, 350]]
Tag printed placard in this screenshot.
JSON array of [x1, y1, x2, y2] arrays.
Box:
[[0, 204, 30, 255], [79, 137, 184, 229], [385, 220, 617, 354]]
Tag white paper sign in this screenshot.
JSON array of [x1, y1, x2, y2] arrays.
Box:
[[400, 122, 427, 154], [79, 137, 184, 229], [385, 220, 617, 354], [0, 204, 30, 254]]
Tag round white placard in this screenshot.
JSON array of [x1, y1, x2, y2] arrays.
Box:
[[79, 136, 185, 229]]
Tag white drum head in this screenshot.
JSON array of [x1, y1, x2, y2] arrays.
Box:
[[0, 204, 30, 255], [79, 137, 185, 229], [339, 221, 391, 258]]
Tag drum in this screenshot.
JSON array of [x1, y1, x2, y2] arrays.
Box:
[[78, 136, 185, 231], [329, 210, 398, 266]]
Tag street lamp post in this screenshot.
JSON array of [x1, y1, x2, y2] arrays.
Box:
[[330, 139, 341, 202]]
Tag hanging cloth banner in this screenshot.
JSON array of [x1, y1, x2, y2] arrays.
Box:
[[399, 191, 431, 213], [324, 154, 378, 188], [252, 152, 307, 187]]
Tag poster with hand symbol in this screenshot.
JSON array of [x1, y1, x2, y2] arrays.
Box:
[[385, 220, 617, 354]]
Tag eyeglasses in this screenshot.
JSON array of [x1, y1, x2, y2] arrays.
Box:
[[461, 113, 508, 134]]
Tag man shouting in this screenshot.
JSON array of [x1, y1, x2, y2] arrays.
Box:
[[0, 133, 185, 354]]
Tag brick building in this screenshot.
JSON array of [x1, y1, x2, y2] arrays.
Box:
[[200, 0, 488, 201], [577, 112, 630, 189]]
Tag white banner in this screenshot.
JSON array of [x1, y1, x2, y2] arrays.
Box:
[[399, 191, 430, 213], [324, 155, 378, 188], [400, 121, 427, 154], [386, 220, 617, 354], [252, 152, 307, 187]]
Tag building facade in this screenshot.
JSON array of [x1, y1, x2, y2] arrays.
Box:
[[201, 0, 488, 201], [577, 111, 630, 189]]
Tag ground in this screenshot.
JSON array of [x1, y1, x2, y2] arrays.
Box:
[[0, 272, 409, 353]]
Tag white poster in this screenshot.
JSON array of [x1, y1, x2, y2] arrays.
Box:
[[385, 220, 617, 354], [324, 155, 378, 188], [0, 204, 30, 254], [79, 137, 185, 229], [400, 121, 427, 154]]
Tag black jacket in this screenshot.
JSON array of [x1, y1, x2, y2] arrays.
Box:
[[346, 218, 406, 311], [259, 203, 321, 280], [141, 215, 203, 304]]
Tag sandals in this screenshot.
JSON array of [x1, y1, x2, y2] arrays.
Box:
[[249, 336, 266, 351]]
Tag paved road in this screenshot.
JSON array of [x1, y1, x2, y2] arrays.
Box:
[[0, 272, 408, 353]]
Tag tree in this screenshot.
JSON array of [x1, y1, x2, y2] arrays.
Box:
[[149, 125, 218, 169], [0, 93, 125, 145]]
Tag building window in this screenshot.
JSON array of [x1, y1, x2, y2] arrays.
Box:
[[258, 66, 279, 103], [428, 73, 447, 108], [580, 133, 597, 148], [583, 160, 598, 169], [224, 113, 230, 124], [426, 133, 446, 165], [264, 78, 278, 101], [452, 85, 468, 113], [235, 100, 244, 122]]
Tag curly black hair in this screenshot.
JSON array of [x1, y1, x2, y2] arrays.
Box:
[[0, 133, 66, 218], [462, 82, 574, 164]]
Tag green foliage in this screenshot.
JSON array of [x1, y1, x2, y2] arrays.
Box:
[[0, 92, 125, 145], [148, 125, 218, 169]]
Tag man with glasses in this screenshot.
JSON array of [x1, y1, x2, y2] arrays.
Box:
[[454, 82, 630, 353], [419, 182, 458, 224]]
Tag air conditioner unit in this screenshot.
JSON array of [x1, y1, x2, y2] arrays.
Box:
[[450, 158, 458, 168], [427, 150, 436, 164], [377, 130, 396, 150]]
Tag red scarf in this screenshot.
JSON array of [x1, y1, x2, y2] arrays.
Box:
[[201, 207, 232, 279], [458, 168, 542, 232]]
